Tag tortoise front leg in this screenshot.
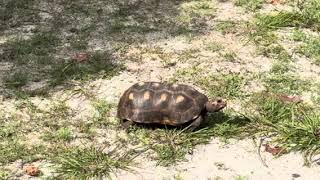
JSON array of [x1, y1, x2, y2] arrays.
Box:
[[121, 120, 134, 129], [188, 116, 203, 131]]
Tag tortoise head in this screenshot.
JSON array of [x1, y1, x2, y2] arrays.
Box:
[[205, 97, 227, 112]]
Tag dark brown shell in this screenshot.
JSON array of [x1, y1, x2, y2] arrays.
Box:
[[117, 82, 208, 125]]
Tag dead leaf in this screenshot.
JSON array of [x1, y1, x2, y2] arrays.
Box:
[[72, 52, 89, 63], [24, 164, 40, 176], [277, 94, 303, 103], [265, 144, 286, 155], [271, 0, 281, 5]]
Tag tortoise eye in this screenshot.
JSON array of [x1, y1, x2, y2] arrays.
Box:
[[217, 99, 222, 103]]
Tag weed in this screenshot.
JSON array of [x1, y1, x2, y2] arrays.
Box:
[[4, 70, 28, 89], [178, 49, 200, 62], [92, 100, 114, 126], [255, 12, 302, 30], [264, 73, 311, 94], [0, 0, 38, 30], [181, 1, 216, 17], [234, 175, 248, 180], [234, 0, 264, 11], [4, 32, 58, 64], [205, 41, 223, 52], [245, 93, 320, 164], [198, 73, 248, 98], [221, 51, 238, 62], [215, 20, 237, 35], [53, 146, 136, 179], [0, 168, 10, 180], [297, 36, 320, 65], [292, 28, 307, 41], [42, 127, 73, 142], [299, 0, 320, 30], [172, 67, 248, 98], [0, 139, 45, 164]]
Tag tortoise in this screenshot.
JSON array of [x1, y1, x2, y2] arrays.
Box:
[[117, 82, 227, 131]]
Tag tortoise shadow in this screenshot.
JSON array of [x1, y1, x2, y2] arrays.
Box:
[[124, 111, 252, 134]]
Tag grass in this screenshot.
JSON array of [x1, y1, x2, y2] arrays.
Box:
[[221, 51, 238, 62], [0, 169, 10, 180], [171, 67, 248, 99], [0, 139, 45, 164], [42, 127, 73, 142], [128, 111, 250, 166], [215, 20, 238, 35], [297, 36, 320, 65], [244, 93, 320, 164], [234, 0, 264, 11], [264, 73, 311, 95], [205, 41, 223, 52], [181, 0, 216, 17], [92, 100, 115, 126], [52, 146, 136, 179], [292, 28, 307, 41]]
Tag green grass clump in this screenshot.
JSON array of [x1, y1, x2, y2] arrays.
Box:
[[264, 73, 310, 94], [298, 36, 320, 65], [181, 0, 216, 17], [0, 0, 38, 30], [171, 67, 248, 99], [92, 100, 114, 126], [234, 0, 264, 11], [292, 29, 307, 41], [42, 127, 73, 142], [215, 20, 237, 35], [255, 12, 303, 30], [245, 94, 320, 164], [0, 139, 45, 164], [0, 168, 10, 180], [53, 146, 136, 179], [199, 73, 247, 98], [205, 41, 223, 52], [4, 70, 29, 89], [5, 32, 59, 65], [129, 112, 250, 166], [221, 51, 238, 62], [299, 0, 320, 30]]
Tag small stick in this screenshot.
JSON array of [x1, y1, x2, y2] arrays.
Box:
[[253, 137, 269, 168]]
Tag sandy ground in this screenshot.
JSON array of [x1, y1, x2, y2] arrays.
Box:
[[1, 0, 320, 179], [113, 138, 320, 180]]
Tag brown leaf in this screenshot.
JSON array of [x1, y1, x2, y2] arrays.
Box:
[[72, 52, 89, 63], [271, 0, 281, 5], [265, 144, 286, 155], [277, 94, 303, 104], [24, 164, 40, 176]]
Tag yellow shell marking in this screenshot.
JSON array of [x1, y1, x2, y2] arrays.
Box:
[[143, 91, 150, 100], [138, 82, 145, 86], [176, 95, 185, 103], [128, 93, 134, 100], [152, 82, 160, 87], [172, 84, 178, 88], [160, 93, 167, 101]]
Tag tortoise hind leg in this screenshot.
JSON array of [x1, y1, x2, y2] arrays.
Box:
[[121, 120, 134, 129], [188, 116, 203, 131]]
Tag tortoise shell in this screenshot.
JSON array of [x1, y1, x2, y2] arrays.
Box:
[[117, 82, 208, 126]]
